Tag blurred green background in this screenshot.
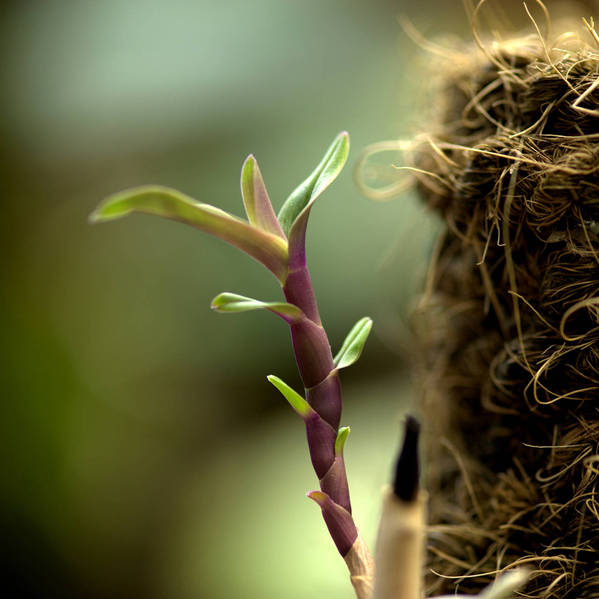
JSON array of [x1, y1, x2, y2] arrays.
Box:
[[3, 1, 592, 598]]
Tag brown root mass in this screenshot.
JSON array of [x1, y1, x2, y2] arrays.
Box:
[[411, 23, 599, 599]]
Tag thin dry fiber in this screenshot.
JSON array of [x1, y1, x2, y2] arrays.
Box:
[[409, 13, 599, 599]]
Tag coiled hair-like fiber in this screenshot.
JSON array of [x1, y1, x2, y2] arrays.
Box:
[[409, 14, 599, 599]]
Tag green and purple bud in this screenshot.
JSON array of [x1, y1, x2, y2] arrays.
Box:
[[277, 132, 349, 270], [240, 154, 286, 240]]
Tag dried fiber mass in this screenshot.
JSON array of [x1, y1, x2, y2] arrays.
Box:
[[411, 22, 599, 599]]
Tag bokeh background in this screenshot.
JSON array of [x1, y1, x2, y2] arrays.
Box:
[[2, 1, 596, 598]]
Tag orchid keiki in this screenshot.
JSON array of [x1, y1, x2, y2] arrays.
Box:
[[91, 132, 375, 595], [91, 133, 528, 599]]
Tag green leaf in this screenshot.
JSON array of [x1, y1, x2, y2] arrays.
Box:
[[333, 317, 373, 370], [211, 293, 303, 322], [334, 426, 350, 456], [240, 155, 286, 239], [267, 375, 314, 418], [277, 132, 349, 239], [90, 185, 289, 282]]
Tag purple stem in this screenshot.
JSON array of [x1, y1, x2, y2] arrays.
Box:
[[284, 266, 321, 324], [282, 263, 357, 555]]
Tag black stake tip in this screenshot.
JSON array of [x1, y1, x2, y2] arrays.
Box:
[[392, 415, 420, 502]]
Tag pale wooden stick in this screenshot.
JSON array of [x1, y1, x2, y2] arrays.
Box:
[[373, 416, 425, 599], [373, 486, 426, 599]]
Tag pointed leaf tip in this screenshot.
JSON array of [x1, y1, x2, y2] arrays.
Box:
[[306, 490, 327, 506], [88, 209, 102, 224], [335, 426, 350, 456], [267, 375, 314, 418], [241, 154, 286, 239], [334, 317, 373, 370], [211, 293, 303, 322]]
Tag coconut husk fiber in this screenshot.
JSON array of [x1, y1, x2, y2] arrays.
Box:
[[404, 8, 599, 599]]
